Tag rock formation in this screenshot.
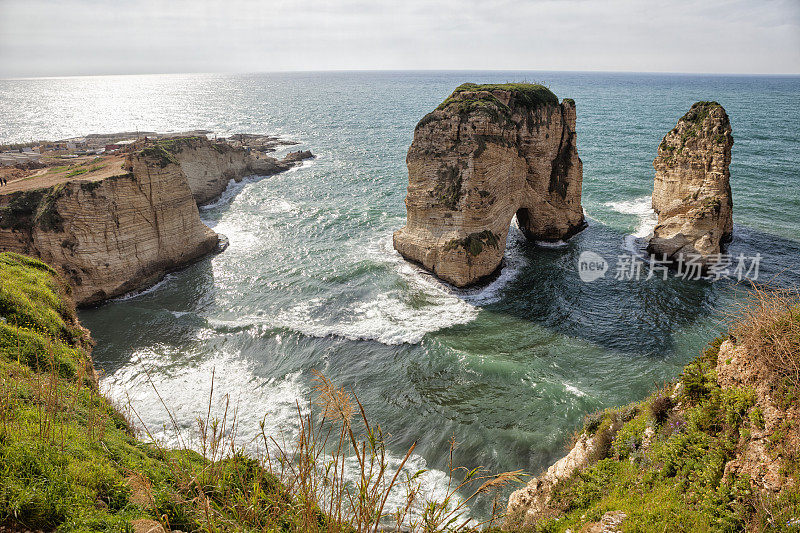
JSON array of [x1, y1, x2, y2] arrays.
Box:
[[505, 432, 598, 528], [0, 136, 312, 305], [647, 102, 733, 264], [163, 136, 313, 205], [393, 83, 585, 287]]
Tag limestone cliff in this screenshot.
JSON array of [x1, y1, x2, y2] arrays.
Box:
[[647, 102, 733, 264], [161, 136, 313, 205], [393, 83, 585, 287], [0, 151, 218, 306], [0, 137, 313, 305]]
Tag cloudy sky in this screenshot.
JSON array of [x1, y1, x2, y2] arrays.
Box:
[[0, 0, 798, 78]]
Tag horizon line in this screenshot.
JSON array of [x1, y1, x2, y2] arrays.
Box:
[[3, 67, 800, 82]]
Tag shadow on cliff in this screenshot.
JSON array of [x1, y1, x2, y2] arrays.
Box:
[[455, 219, 800, 357]]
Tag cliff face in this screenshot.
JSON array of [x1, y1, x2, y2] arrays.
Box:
[[0, 137, 313, 306], [393, 83, 585, 287], [0, 152, 218, 306], [164, 137, 313, 205], [648, 102, 733, 263]]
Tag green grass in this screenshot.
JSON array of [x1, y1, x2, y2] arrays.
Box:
[[439, 83, 559, 111], [138, 144, 179, 168], [139, 137, 211, 166], [660, 101, 728, 156], [65, 165, 103, 179], [0, 252, 311, 532], [526, 325, 800, 533], [152, 136, 204, 154]]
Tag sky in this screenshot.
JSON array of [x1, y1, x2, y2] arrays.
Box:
[[0, 0, 798, 78]]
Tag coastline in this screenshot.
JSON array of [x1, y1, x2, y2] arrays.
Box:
[[0, 133, 313, 306]]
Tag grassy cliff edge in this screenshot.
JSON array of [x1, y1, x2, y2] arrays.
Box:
[[0, 252, 304, 532], [506, 289, 799, 532]]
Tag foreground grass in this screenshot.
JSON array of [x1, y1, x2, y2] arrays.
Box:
[[0, 252, 308, 531], [0, 252, 515, 532]]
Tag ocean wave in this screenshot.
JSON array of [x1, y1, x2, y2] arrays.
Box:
[[604, 196, 657, 238], [101, 350, 456, 522], [110, 273, 175, 302], [534, 239, 568, 248], [285, 157, 316, 173], [272, 290, 478, 346], [199, 174, 263, 212]]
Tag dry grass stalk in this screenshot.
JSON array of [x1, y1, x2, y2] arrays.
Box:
[[730, 283, 800, 389], [122, 368, 522, 532]]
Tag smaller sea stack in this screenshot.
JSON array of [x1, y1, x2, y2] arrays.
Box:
[[647, 101, 733, 265]]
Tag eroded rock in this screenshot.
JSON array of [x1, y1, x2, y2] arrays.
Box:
[[0, 136, 313, 305], [648, 102, 733, 265], [393, 83, 585, 286], [504, 433, 596, 529], [164, 137, 314, 205]]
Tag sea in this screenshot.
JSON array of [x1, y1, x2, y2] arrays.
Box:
[[1, 71, 799, 518]]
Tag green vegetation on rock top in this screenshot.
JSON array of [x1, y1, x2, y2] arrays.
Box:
[[0, 185, 66, 233], [428, 83, 561, 125], [682, 101, 724, 125], [445, 83, 559, 108], [138, 143, 179, 167], [153, 136, 204, 154]]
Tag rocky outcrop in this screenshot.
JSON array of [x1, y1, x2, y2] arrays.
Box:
[[0, 150, 218, 306], [716, 340, 787, 492], [647, 102, 733, 264], [159, 136, 313, 205], [393, 83, 585, 286], [505, 433, 597, 528], [0, 137, 313, 305]]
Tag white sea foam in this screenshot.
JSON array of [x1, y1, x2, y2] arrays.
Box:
[[285, 157, 316, 173], [605, 196, 657, 238], [199, 174, 262, 212], [563, 383, 587, 398], [111, 273, 175, 301], [272, 289, 478, 346], [374, 218, 528, 309], [534, 239, 568, 248], [101, 349, 456, 522]]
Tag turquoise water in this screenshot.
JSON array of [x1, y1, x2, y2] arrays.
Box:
[[1, 71, 799, 515]]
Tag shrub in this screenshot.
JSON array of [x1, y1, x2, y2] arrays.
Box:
[[650, 395, 674, 426]]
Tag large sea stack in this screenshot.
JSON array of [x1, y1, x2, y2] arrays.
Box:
[[647, 101, 733, 264], [393, 83, 586, 287]]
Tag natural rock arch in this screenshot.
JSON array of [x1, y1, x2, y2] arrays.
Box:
[[393, 83, 586, 286]]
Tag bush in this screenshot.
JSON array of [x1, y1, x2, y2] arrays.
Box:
[[650, 395, 674, 426]]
